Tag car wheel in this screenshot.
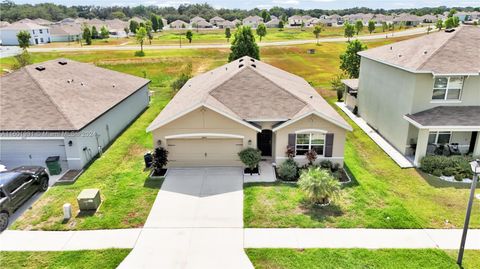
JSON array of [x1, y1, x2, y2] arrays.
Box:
[[40, 178, 49, 191], [0, 212, 9, 232]]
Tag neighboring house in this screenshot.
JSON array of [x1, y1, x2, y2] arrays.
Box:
[[265, 18, 280, 28], [217, 20, 235, 29], [232, 19, 242, 26], [49, 23, 82, 42], [191, 19, 213, 29], [393, 14, 421, 26], [420, 14, 438, 23], [147, 56, 352, 167], [288, 15, 303, 26], [355, 26, 480, 166], [242, 16, 263, 28], [190, 16, 206, 25], [105, 19, 128, 37], [342, 79, 359, 111], [32, 18, 53, 26], [0, 21, 50, 45], [0, 21, 10, 28], [169, 20, 189, 29], [209, 16, 225, 26], [0, 59, 150, 172]]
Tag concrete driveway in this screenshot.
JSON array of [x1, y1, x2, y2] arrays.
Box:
[[118, 167, 253, 269]]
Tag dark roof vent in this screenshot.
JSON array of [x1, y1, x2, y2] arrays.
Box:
[[35, 66, 46, 71], [390, 46, 393, 50], [251, 64, 256, 68], [239, 59, 244, 62], [239, 64, 244, 68], [58, 60, 67, 65], [423, 51, 428, 55], [398, 54, 402, 58], [250, 58, 255, 62], [445, 28, 455, 33]]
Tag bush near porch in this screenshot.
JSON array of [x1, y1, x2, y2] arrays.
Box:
[[420, 155, 477, 181]]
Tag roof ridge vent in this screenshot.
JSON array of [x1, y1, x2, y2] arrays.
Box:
[[35, 66, 46, 71]]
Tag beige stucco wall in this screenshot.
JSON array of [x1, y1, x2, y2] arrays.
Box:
[[411, 74, 480, 113], [274, 114, 347, 166], [358, 57, 416, 154], [151, 106, 258, 167]]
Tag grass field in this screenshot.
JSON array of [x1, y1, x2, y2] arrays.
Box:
[[246, 249, 480, 269], [38, 26, 414, 48], [0, 249, 130, 269], [6, 35, 477, 231]]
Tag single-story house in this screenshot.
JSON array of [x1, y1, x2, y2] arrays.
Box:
[[0, 21, 50, 45], [242, 16, 263, 28], [217, 20, 235, 29], [190, 16, 206, 24], [147, 56, 352, 167], [0, 59, 150, 172], [192, 19, 213, 29], [49, 23, 82, 42], [170, 20, 189, 29], [265, 18, 280, 28], [209, 16, 225, 26]]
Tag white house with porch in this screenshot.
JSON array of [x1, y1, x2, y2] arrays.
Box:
[[353, 26, 480, 167]]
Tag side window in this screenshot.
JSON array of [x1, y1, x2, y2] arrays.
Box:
[[7, 177, 24, 194], [432, 77, 463, 101], [0, 189, 6, 198]]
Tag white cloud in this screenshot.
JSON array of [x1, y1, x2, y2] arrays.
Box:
[[272, 0, 300, 5]]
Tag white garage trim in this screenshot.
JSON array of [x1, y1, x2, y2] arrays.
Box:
[[165, 133, 245, 139]]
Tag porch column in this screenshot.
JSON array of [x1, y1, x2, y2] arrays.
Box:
[[474, 132, 480, 157], [414, 129, 429, 166]]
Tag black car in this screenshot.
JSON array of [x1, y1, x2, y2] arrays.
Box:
[[0, 166, 49, 231]]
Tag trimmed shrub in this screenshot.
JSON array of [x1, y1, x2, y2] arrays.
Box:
[[420, 155, 475, 180], [278, 159, 298, 181], [134, 50, 145, 57], [238, 148, 262, 170], [320, 160, 333, 170], [442, 167, 455, 177], [432, 169, 442, 177]]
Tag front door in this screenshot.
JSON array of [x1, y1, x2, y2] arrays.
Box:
[[257, 130, 272, 156]]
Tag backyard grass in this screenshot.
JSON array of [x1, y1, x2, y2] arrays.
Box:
[[0, 249, 130, 269], [246, 249, 480, 269]]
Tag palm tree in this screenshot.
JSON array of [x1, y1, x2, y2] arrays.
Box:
[[298, 167, 341, 205]]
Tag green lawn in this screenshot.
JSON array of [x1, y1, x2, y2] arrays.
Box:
[[246, 249, 480, 269], [0, 249, 130, 269]]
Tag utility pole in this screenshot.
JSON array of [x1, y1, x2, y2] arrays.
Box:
[[457, 159, 479, 266]]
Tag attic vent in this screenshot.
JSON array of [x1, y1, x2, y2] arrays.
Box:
[[239, 64, 244, 68], [398, 54, 402, 58], [251, 64, 256, 68], [58, 60, 67, 65], [424, 51, 428, 55], [35, 66, 46, 71], [239, 59, 244, 62], [390, 46, 393, 50], [80, 82, 85, 86], [112, 84, 116, 88], [250, 58, 255, 62]]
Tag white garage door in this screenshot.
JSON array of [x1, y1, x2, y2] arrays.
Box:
[[167, 138, 243, 167], [0, 139, 68, 170]]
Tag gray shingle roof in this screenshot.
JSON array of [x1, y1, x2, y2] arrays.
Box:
[[359, 26, 480, 75], [0, 59, 149, 131], [405, 106, 480, 127], [147, 56, 351, 132]]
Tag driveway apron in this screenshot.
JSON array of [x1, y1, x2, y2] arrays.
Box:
[[118, 167, 253, 269]]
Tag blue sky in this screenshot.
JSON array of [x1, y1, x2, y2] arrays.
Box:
[[13, 0, 480, 9]]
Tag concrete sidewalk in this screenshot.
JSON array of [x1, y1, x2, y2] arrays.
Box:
[[0, 229, 141, 251], [244, 228, 480, 249]]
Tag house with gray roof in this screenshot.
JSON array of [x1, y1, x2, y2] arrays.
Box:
[[0, 21, 50, 45], [147, 56, 351, 168], [242, 16, 263, 28], [49, 23, 82, 42], [209, 16, 225, 26], [0, 59, 150, 173], [169, 20, 189, 29], [352, 26, 480, 166]]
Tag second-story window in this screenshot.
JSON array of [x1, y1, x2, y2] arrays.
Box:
[[39, 29, 43, 34], [432, 77, 463, 101]]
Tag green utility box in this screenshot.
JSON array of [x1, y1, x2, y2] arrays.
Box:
[[77, 189, 101, 211], [45, 156, 62, 175]]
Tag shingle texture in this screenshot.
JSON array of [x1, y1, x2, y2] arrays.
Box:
[[405, 106, 480, 127], [147, 56, 351, 132], [0, 59, 149, 131], [359, 26, 480, 75]]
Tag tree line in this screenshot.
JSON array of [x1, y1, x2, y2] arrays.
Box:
[[1, 1, 478, 23]]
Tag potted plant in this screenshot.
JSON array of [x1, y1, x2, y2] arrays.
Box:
[[151, 147, 168, 178], [238, 148, 262, 175], [298, 167, 341, 206]]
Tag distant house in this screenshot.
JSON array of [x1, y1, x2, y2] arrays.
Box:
[[190, 16, 206, 24], [232, 19, 242, 26], [265, 18, 280, 28], [217, 20, 235, 29], [0, 59, 150, 172], [49, 23, 82, 42], [209, 16, 225, 26], [147, 56, 351, 167], [393, 14, 421, 26], [420, 14, 438, 23], [32, 18, 53, 26], [288, 15, 303, 26], [0, 21, 50, 45], [242, 16, 263, 28], [105, 19, 128, 37], [192, 19, 213, 29], [354, 26, 480, 166], [0, 21, 10, 28], [169, 20, 189, 29]]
